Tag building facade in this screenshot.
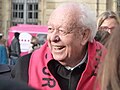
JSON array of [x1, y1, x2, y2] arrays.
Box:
[[0, 0, 120, 37]]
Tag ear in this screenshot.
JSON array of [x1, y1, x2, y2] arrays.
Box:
[[81, 29, 91, 45]]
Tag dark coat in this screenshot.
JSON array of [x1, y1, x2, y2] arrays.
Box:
[[0, 64, 13, 78], [0, 77, 35, 90], [9, 38, 21, 57], [0, 63, 35, 90], [11, 53, 32, 83]]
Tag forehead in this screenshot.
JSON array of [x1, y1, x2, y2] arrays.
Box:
[[101, 18, 118, 27], [48, 6, 79, 28]]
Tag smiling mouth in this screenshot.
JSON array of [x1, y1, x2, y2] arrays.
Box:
[[53, 46, 65, 50]]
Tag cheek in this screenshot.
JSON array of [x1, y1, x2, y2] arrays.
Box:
[[47, 35, 51, 45], [63, 37, 74, 45], [65, 33, 81, 46], [65, 41, 81, 60], [47, 35, 49, 41], [65, 36, 81, 51], [47, 35, 51, 48]]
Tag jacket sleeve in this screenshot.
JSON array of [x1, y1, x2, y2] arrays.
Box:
[[15, 41, 21, 56]]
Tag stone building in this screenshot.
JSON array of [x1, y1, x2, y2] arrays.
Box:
[[0, 0, 120, 37]]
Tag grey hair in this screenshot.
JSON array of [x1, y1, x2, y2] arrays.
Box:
[[78, 3, 97, 42], [58, 3, 97, 42], [51, 2, 97, 42]]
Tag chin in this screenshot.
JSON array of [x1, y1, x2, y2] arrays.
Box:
[[54, 57, 62, 61], [53, 56, 64, 61]]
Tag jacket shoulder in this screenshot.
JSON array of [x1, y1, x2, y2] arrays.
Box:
[[11, 53, 32, 83]]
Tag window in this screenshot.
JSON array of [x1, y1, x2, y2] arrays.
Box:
[[13, 3, 18, 10], [19, 4, 24, 10], [12, 3, 24, 18], [12, 3, 24, 26], [11, 0, 38, 26], [117, 0, 120, 17], [28, 12, 32, 18], [27, 3, 38, 19], [28, 4, 33, 10], [34, 12, 38, 19]]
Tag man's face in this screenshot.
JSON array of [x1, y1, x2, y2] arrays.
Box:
[[47, 9, 84, 66]]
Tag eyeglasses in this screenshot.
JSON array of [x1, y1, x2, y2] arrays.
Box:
[[48, 26, 75, 36], [47, 25, 85, 36], [98, 26, 115, 33]]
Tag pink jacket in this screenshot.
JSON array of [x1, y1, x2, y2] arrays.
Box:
[[28, 40, 106, 90]]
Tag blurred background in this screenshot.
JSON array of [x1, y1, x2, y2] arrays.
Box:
[[0, 0, 120, 38]]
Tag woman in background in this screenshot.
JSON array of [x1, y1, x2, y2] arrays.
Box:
[[97, 11, 120, 33], [0, 33, 8, 64], [28, 36, 40, 53], [97, 26, 120, 90], [95, 11, 120, 46]]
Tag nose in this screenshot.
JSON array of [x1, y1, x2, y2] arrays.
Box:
[[51, 34, 60, 42]]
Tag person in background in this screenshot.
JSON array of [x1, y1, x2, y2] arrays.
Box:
[[0, 32, 7, 46], [11, 2, 106, 90], [28, 36, 40, 53], [37, 34, 47, 47], [9, 32, 21, 65], [0, 33, 13, 79], [0, 33, 8, 64], [97, 11, 120, 34], [97, 26, 120, 90], [0, 32, 12, 78], [95, 11, 120, 45]]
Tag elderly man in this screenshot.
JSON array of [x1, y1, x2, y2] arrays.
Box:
[[11, 2, 106, 90]]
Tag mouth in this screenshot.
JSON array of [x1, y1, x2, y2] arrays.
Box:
[[53, 46, 65, 51]]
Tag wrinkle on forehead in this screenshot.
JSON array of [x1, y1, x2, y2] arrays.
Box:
[[48, 3, 83, 30]]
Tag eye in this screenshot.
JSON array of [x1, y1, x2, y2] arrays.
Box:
[[48, 26, 54, 33], [59, 30, 66, 35], [48, 27, 52, 31], [99, 26, 109, 31], [59, 28, 67, 35]]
